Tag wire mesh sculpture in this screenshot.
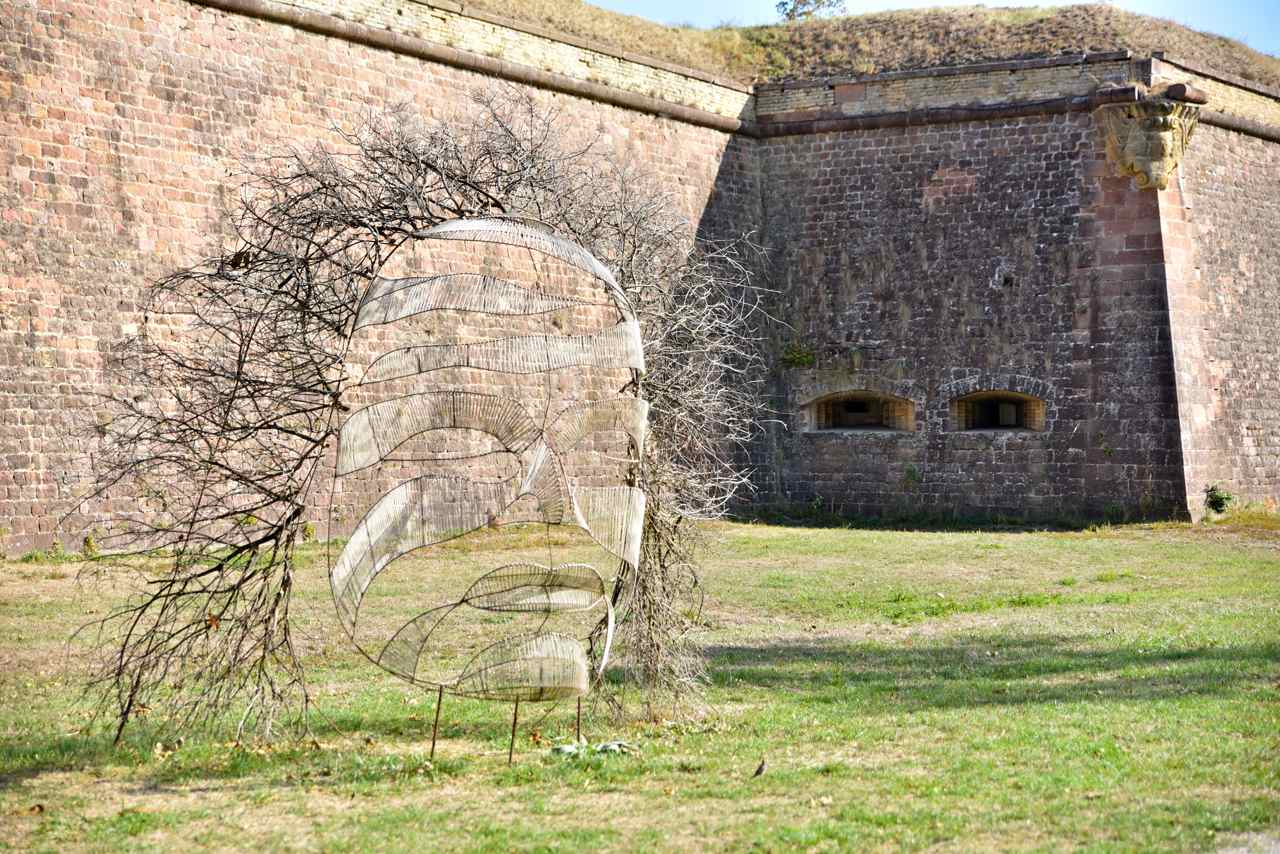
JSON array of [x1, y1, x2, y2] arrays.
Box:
[[327, 218, 646, 762]]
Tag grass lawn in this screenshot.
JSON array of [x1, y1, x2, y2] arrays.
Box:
[[1, 516, 1278, 851]]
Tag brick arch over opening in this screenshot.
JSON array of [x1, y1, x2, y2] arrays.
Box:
[[794, 374, 922, 433], [936, 372, 1057, 433], [936, 372, 1055, 403], [794, 373, 920, 409], [801, 388, 918, 432]]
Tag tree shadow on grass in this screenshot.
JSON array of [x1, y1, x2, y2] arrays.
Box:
[[6, 634, 1274, 789], [704, 632, 1280, 712], [0, 696, 570, 790]]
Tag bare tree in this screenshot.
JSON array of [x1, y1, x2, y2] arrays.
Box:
[[75, 86, 771, 740], [776, 0, 847, 22]]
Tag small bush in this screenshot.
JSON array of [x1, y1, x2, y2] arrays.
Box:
[[780, 344, 816, 368], [1203, 483, 1234, 514]]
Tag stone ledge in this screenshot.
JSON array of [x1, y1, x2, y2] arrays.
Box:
[[755, 87, 1139, 138], [436, 1, 751, 92], [753, 51, 1135, 93], [1152, 53, 1280, 103], [188, 0, 750, 131], [1200, 110, 1280, 144]]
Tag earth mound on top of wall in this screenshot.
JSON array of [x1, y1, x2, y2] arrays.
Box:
[[466, 1, 1280, 88]]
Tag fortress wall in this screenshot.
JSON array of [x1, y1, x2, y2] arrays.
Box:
[[3, 0, 1278, 545], [0, 0, 755, 555], [752, 110, 1188, 522], [224, 0, 755, 120], [1152, 56, 1280, 128], [755, 53, 1139, 120], [1163, 124, 1280, 514]]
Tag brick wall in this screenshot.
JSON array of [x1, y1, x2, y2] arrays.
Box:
[[3, 0, 1280, 548], [1163, 124, 1280, 514], [751, 112, 1189, 522], [755, 54, 1139, 120], [0, 0, 754, 554]]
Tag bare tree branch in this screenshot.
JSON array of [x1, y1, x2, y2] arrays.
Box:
[[74, 85, 773, 738]]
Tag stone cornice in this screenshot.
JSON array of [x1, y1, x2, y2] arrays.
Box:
[[752, 51, 1137, 93], [1200, 110, 1280, 144], [754, 88, 1140, 139], [1151, 53, 1280, 103]]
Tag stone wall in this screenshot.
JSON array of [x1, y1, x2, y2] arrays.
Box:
[[0, 0, 753, 554], [3, 0, 1280, 549], [755, 53, 1140, 120], [1163, 123, 1280, 514], [750, 112, 1188, 522], [234, 0, 754, 120]]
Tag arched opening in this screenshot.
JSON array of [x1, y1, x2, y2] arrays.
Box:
[[950, 390, 1046, 432], [807, 391, 915, 432]]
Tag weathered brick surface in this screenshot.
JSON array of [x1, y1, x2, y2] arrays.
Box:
[[0, 0, 754, 554], [755, 55, 1138, 119], [272, 0, 754, 120], [751, 113, 1189, 521], [3, 0, 1279, 547], [1162, 124, 1280, 515]]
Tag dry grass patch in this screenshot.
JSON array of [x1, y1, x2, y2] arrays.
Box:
[[466, 2, 1280, 88]]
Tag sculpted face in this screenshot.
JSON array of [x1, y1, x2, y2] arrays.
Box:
[[327, 219, 646, 703], [1099, 98, 1200, 191]]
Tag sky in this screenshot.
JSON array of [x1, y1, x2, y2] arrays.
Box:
[[589, 0, 1280, 58]]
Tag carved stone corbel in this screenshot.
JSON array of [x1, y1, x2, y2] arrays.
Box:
[[1096, 88, 1205, 190]]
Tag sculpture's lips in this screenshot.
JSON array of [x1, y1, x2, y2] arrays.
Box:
[[452, 633, 591, 702]]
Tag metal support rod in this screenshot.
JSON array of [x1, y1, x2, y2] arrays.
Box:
[[430, 685, 443, 761], [576, 697, 582, 743], [508, 698, 520, 765]]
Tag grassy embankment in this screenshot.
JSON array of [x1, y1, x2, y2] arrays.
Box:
[[465, 2, 1280, 88]]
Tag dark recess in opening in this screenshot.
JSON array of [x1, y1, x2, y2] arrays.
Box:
[[951, 391, 1046, 431], [808, 391, 915, 432]]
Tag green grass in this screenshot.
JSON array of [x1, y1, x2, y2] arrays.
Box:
[[1, 516, 1278, 851]]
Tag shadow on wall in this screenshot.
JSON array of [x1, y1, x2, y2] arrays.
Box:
[[728, 504, 1099, 533]]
